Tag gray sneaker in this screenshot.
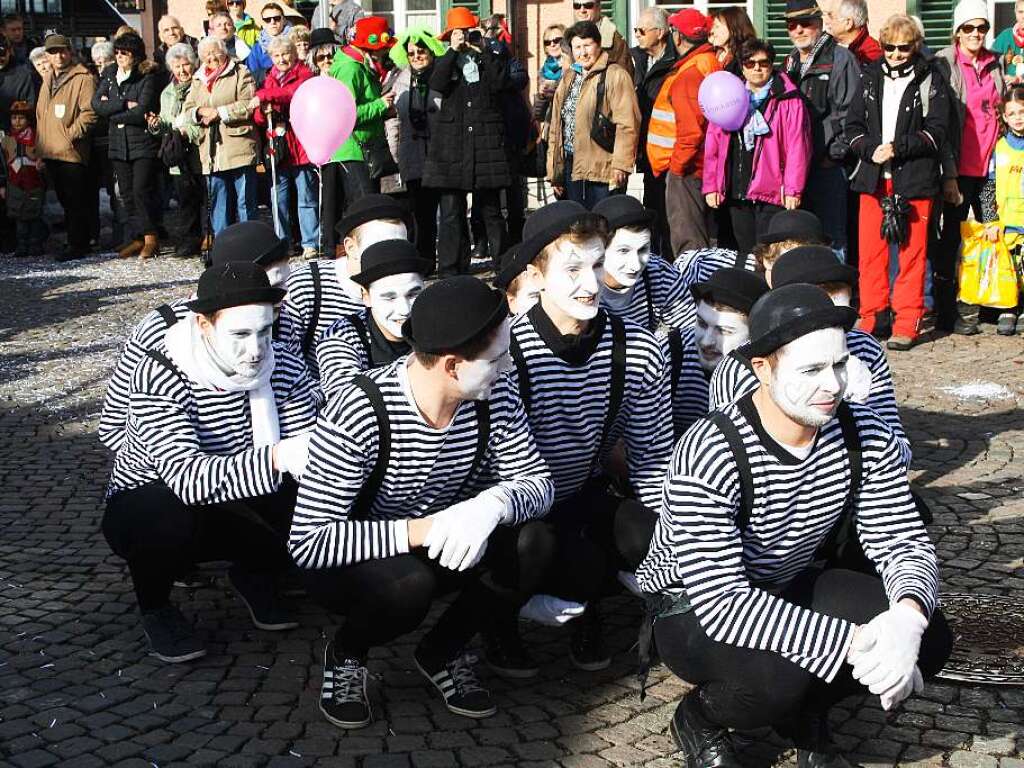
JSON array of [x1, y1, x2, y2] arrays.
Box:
[[141, 605, 206, 663]]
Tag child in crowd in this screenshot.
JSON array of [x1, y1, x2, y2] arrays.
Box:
[[993, 0, 1024, 83], [0, 100, 47, 257]]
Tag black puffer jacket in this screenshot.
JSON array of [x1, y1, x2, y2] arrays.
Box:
[[91, 62, 161, 162], [630, 38, 678, 174], [846, 56, 949, 200], [423, 46, 511, 191]]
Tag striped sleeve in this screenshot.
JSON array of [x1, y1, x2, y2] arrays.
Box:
[[128, 358, 279, 506], [847, 330, 912, 467], [274, 347, 320, 435], [707, 352, 758, 410], [650, 257, 693, 330], [316, 316, 370, 402], [623, 333, 674, 511]]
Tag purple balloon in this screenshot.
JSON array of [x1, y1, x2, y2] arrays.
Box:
[[698, 71, 749, 132], [290, 76, 357, 166]]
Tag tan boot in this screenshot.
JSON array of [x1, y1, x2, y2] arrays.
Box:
[[139, 233, 159, 260], [117, 237, 144, 258]]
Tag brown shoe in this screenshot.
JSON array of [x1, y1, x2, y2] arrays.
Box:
[[886, 335, 915, 351], [117, 237, 144, 258], [139, 233, 159, 260]]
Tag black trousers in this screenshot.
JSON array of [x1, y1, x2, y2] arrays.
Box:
[[320, 160, 376, 253], [102, 480, 296, 611], [929, 175, 985, 330], [47, 159, 94, 251], [436, 188, 505, 276], [303, 520, 554, 663], [729, 200, 783, 258], [401, 179, 439, 264], [172, 170, 205, 247], [655, 568, 954, 731], [112, 157, 162, 239], [642, 171, 672, 259]]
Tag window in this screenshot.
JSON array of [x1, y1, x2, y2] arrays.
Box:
[[907, 0, 955, 50], [369, 0, 442, 33]]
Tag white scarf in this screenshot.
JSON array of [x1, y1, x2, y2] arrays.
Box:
[[164, 313, 281, 448], [333, 256, 364, 302]]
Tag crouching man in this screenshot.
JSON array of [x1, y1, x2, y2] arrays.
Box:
[[638, 284, 952, 767], [290, 276, 555, 730]]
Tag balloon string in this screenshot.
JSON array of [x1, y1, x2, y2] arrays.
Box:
[[317, 164, 324, 257]]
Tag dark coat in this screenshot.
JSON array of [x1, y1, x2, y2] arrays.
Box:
[[846, 56, 949, 200], [0, 60, 36, 132], [631, 38, 678, 174], [423, 47, 512, 191], [92, 62, 161, 162]]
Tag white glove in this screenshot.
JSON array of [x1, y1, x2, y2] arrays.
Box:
[[617, 570, 643, 597], [843, 355, 873, 404], [880, 665, 925, 711], [519, 594, 586, 626], [275, 433, 311, 479], [847, 603, 928, 708], [424, 492, 505, 572]]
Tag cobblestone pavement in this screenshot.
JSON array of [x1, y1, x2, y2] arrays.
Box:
[[1, 253, 1023, 768]]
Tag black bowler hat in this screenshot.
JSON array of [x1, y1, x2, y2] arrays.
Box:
[[516, 200, 607, 270], [744, 283, 857, 358], [772, 245, 858, 290], [335, 194, 414, 239], [210, 221, 289, 268], [187, 261, 286, 315], [495, 244, 523, 289], [785, 0, 822, 22], [402, 276, 508, 353], [759, 209, 828, 246], [352, 239, 432, 287], [309, 28, 337, 48], [592, 195, 654, 232], [691, 267, 769, 314]]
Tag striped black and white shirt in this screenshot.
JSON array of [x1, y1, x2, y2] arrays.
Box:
[[672, 247, 757, 328], [509, 305, 673, 511], [316, 310, 410, 402], [636, 393, 939, 682], [107, 341, 318, 505], [599, 256, 691, 333], [289, 359, 554, 569], [708, 329, 911, 466], [99, 301, 305, 451], [663, 327, 711, 439], [282, 259, 364, 377]]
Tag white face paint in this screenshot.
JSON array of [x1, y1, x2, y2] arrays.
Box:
[[539, 236, 605, 321], [205, 304, 275, 378], [346, 221, 409, 270], [603, 227, 651, 289], [507, 272, 541, 316], [454, 319, 513, 401], [693, 300, 750, 372], [768, 328, 849, 428], [827, 287, 852, 308], [264, 260, 291, 289], [367, 272, 424, 341]]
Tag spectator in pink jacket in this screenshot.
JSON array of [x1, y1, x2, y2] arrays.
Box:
[[702, 38, 812, 256], [252, 34, 318, 258]]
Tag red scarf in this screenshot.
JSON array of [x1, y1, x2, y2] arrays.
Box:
[[1014, 23, 1024, 49], [343, 44, 387, 84], [203, 60, 229, 91]]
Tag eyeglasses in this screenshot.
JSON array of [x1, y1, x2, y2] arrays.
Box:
[[114, 47, 133, 55], [227, 0, 244, 5], [633, 26, 652, 34], [786, 19, 817, 30], [407, 47, 429, 57], [314, 51, 334, 61], [882, 42, 913, 52], [544, 36, 563, 46], [262, 14, 283, 23], [742, 57, 772, 69], [959, 22, 990, 35], [573, 2, 596, 9]]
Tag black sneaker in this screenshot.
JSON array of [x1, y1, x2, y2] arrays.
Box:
[[953, 319, 981, 336], [483, 624, 539, 679], [414, 648, 497, 719], [173, 568, 209, 589], [319, 642, 371, 729], [569, 605, 611, 671], [670, 690, 743, 768], [227, 566, 299, 631], [997, 313, 1017, 336], [141, 605, 207, 663], [793, 713, 863, 768]]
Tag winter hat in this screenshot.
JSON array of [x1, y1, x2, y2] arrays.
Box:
[[743, 283, 857, 358], [439, 6, 479, 41], [517, 200, 607, 270], [668, 9, 709, 41], [784, 0, 822, 22], [759, 209, 829, 245], [113, 32, 147, 61], [336, 194, 413, 239], [390, 26, 446, 68], [691, 267, 769, 314], [402, 276, 508, 353], [187, 261, 286, 315], [43, 33, 70, 52], [771, 245, 858, 290], [352, 239, 432, 287], [953, 0, 989, 32], [210, 221, 289, 268], [592, 195, 654, 232], [309, 28, 336, 48], [350, 16, 394, 51]]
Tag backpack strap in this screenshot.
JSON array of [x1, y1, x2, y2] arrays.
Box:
[[302, 261, 322, 354], [708, 409, 754, 534], [837, 401, 862, 501], [667, 327, 683, 396], [642, 270, 656, 331], [509, 333, 531, 415], [156, 304, 179, 329], [596, 67, 609, 116], [595, 313, 627, 464], [350, 374, 391, 521], [348, 312, 372, 363], [145, 349, 191, 392]]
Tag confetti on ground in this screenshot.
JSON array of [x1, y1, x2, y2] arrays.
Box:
[[940, 381, 1015, 401]]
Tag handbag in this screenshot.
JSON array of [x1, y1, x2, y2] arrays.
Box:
[[589, 69, 617, 154], [159, 129, 189, 169], [359, 133, 399, 180], [957, 221, 1020, 309]]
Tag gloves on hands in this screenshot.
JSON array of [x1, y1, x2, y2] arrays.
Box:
[[847, 602, 928, 710], [519, 594, 586, 626], [844, 355, 873, 405], [275, 433, 311, 479], [424, 491, 506, 572]]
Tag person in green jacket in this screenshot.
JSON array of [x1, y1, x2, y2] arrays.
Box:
[[228, 0, 261, 48], [321, 15, 395, 255], [993, 0, 1024, 83]]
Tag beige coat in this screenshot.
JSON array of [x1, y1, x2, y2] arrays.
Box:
[[35, 63, 97, 165], [181, 58, 258, 174], [547, 52, 640, 186]]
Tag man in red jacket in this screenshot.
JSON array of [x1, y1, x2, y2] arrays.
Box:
[[824, 0, 882, 66]]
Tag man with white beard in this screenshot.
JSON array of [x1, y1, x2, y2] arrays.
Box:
[[102, 261, 318, 663], [316, 240, 432, 401], [638, 283, 951, 768], [592, 196, 691, 332], [491, 200, 673, 676]]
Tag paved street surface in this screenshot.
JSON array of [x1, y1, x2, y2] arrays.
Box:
[[1, 254, 1023, 768]]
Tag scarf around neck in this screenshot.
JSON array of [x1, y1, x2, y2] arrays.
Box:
[[1014, 23, 1024, 48], [164, 313, 281, 448], [742, 80, 772, 150]]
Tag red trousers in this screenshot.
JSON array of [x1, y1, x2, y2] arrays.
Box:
[[858, 180, 932, 338]]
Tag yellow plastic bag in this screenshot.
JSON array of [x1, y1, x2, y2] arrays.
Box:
[[957, 221, 1020, 309]]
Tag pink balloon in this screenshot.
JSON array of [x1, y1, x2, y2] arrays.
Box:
[[698, 71, 749, 132], [290, 76, 357, 166]]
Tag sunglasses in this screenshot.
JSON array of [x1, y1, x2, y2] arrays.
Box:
[[407, 46, 430, 56], [228, 0, 244, 5], [573, 2, 596, 9], [262, 14, 283, 22], [742, 57, 772, 69], [314, 51, 333, 61], [882, 42, 913, 52], [114, 47, 133, 55], [544, 36, 563, 45], [959, 22, 990, 35], [633, 26, 652, 34], [786, 19, 817, 30]]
